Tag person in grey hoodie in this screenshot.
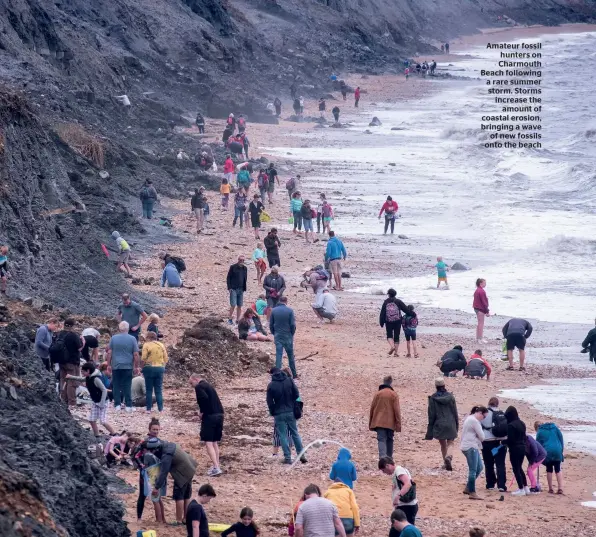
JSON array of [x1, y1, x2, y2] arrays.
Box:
[[35, 318, 60, 371], [269, 296, 297, 378], [425, 378, 459, 471], [502, 318, 533, 371], [480, 396, 508, 491]]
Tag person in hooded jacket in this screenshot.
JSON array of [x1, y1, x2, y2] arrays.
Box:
[[504, 406, 530, 496], [525, 434, 546, 493], [369, 375, 401, 459], [581, 318, 596, 364], [480, 397, 508, 492], [425, 378, 459, 471], [329, 447, 357, 489], [437, 345, 467, 377], [266, 367, 305, 464], [324, 479, 360, 535], [535, 421, 564, 494]]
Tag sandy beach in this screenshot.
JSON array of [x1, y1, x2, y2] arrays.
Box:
[[71, 24, 596, 537]]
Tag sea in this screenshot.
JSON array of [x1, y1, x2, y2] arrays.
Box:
[[265, 30, 596, 481]]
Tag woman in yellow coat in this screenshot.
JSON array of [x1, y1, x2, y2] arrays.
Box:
[[141, 331, 168, 412], [323, 480, 360, 535]]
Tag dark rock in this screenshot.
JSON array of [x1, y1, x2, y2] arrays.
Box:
[[8, 386, 17, 400], [368, 117, 382, 127], [388, 163, 396, 166], [341, 272, 351, 278], [451, 262, 470, 271], [22, 297, 34, 306], [391, 127, 405, 131], [238, 403, 249, 409], [397, 234, 408, 239]]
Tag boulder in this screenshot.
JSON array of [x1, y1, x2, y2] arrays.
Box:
[[368, 117, 382, 127], [451, 262, 470, 271]]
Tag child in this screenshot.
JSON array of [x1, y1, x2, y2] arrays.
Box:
[[404, 67, 410, 80], [186, 484, 217, 536], [147, 313, 163, 339], [221, 507, 260, 537], [321, 200, 334, 233], [111, 231, 132, 277], [433, 256, 449, 289], [402, 305, 419, 358], [0, 245, 9, 294], [329, 447, 357, 489], [69, 362, 115, 439], [535, 421, 565, 494], [255, 294, 267, 317], [221, 178, 231, 210], [104, 431, 139, 466], [252, 243, 267, 284]]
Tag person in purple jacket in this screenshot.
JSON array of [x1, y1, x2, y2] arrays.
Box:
[[525, 434, 546, 493]]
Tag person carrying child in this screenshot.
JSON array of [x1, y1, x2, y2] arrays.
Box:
[[402, 305, 419, 358], [221, 507, 260, 537]]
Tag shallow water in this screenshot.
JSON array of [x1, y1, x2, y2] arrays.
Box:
[[267, 31, 596, 323]]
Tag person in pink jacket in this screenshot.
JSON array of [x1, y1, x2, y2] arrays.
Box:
[[473, 278, 489, 343]]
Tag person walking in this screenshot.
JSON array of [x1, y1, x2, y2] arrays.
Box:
[[233, 188, 248, 229], [290, 191, 303, 233], [54, 318, 85, 407], [301, 199, 314, 243], [141, 331, 168, 413], [378, 457, 419, 526], [191, 187, 207, 234], [269, 296, 297, 378], [266, 367, 305, 464], [318, 97, 326, 118], [227, 255, 248, 325], [378, 196, 399, 235], [424, 378, 459, 471], [505, 406, 530, 496], [369, 375, 402, 459], [111, 231, 132, 277], [461, 405, 488, 500], [35, 317, 60, 371], [195, 112, 205, 133], [502, 318, 533, 371], [329, 447, 357, 489], [274, 97, 282, 117], [224, 153, 235, 184], [264, 228, 281, 268], [189, 374, 225, 476], [295, 484, 347, 537], [379, 289, 408, 356], [248, 194, 265, 239], [535, 421, 565, 494], [266, 163, 279, 204], [117, 293, 148, 341], [140, 180, 158, 219], [263, 266, 286, 309], [480, 397, 508, 492], [106, 321, 141, 412], [323, 480, 360, 536], [325, 231, 347, 291], [332, 106, 340, 124], [354, 87, 361, 107], [473, 279, 489, 343]]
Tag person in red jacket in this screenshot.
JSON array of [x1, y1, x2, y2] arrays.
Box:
[[473, 278, 490, 343], [378, 196, 399, 235], [354, 86, 361, 107], [464, 349, 492, 380], [223, 154, 235, 184]]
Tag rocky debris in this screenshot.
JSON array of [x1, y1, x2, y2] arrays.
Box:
[[398, 234, 408, 239], [341, 272, 351, 278], [451, 262, 470, 270], [167, 316, 272, 381], [0, 319, 128, 537], [0, 303, 10, 323], [391, 127, 406, 131], [369, 117, 382, 127]]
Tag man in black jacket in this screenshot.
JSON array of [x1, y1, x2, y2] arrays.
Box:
[[266, 368, 305, 464], [581, 318, 596, 364], [264, 228, 281, 268], [437, 345, 467, 377], [226, 255, 247, 325], [189, 374, 224, 476], [55, 318, 85, 407]]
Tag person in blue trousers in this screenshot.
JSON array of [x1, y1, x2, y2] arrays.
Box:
[[269, 296, 297, 378], [140, 180, 158, 219]]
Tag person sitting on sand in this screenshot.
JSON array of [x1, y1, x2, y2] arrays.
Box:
[[464, 349, 491, 380], [437, 345, 467, 377], [238, 308, 272, 342]]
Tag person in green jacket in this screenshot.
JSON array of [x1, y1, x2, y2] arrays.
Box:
[[290, 191, 303, 233], [535, 421, 564, 494]]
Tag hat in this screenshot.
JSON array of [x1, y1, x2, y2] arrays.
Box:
[[435, 378, 445, 388], [146, 437, 161, 450], [111, 231, 120, 239]]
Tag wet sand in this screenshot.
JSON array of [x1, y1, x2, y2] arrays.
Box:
[[76, 24, 596, 537]]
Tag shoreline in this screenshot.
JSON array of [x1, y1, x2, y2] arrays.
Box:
[[106, 24, 596, 537]]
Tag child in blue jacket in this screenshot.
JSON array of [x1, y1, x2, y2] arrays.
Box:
[[329, 447, 357, 489]]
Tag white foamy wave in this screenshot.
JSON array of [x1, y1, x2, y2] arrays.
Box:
[[440, 127, 489, 141], [542, 235, 596, 256]]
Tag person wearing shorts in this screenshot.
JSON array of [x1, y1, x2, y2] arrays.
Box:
[[190, 374, 225, 477], [502, 318, 533, 371], [112, 231, 132, 277], [226, 256, 247, 325], [77, 362, 115, 438], [379, 289, 408, 356]]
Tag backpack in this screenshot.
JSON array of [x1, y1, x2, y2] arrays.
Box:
[[170, 256, 186, 273], [257, 173, 269, 189], [385, 301, 401, 323], [404, 314, 418, 330], [286, 177, 296, 191], [140, 186, 151, 200], [490, 410, 508, 438], [49, 332, 69, 365], [315, 268, 329, 281]]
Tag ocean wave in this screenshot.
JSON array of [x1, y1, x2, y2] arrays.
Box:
[[440, 127, 489, 141], [542, 235, 596, 256]]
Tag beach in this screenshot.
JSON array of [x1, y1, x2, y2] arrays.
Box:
[[82, 24, 596, 537]]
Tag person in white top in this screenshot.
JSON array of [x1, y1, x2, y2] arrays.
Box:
[[312, 289, 338, 323], [460, 405, 488, 500], [378, 456, 419, 526], [81, 327, 101, 363]]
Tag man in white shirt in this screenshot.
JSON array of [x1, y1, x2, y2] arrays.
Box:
[[295, 483, 346, 537], [312, 289, 338, 323], [81, 327, 101, 362]]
